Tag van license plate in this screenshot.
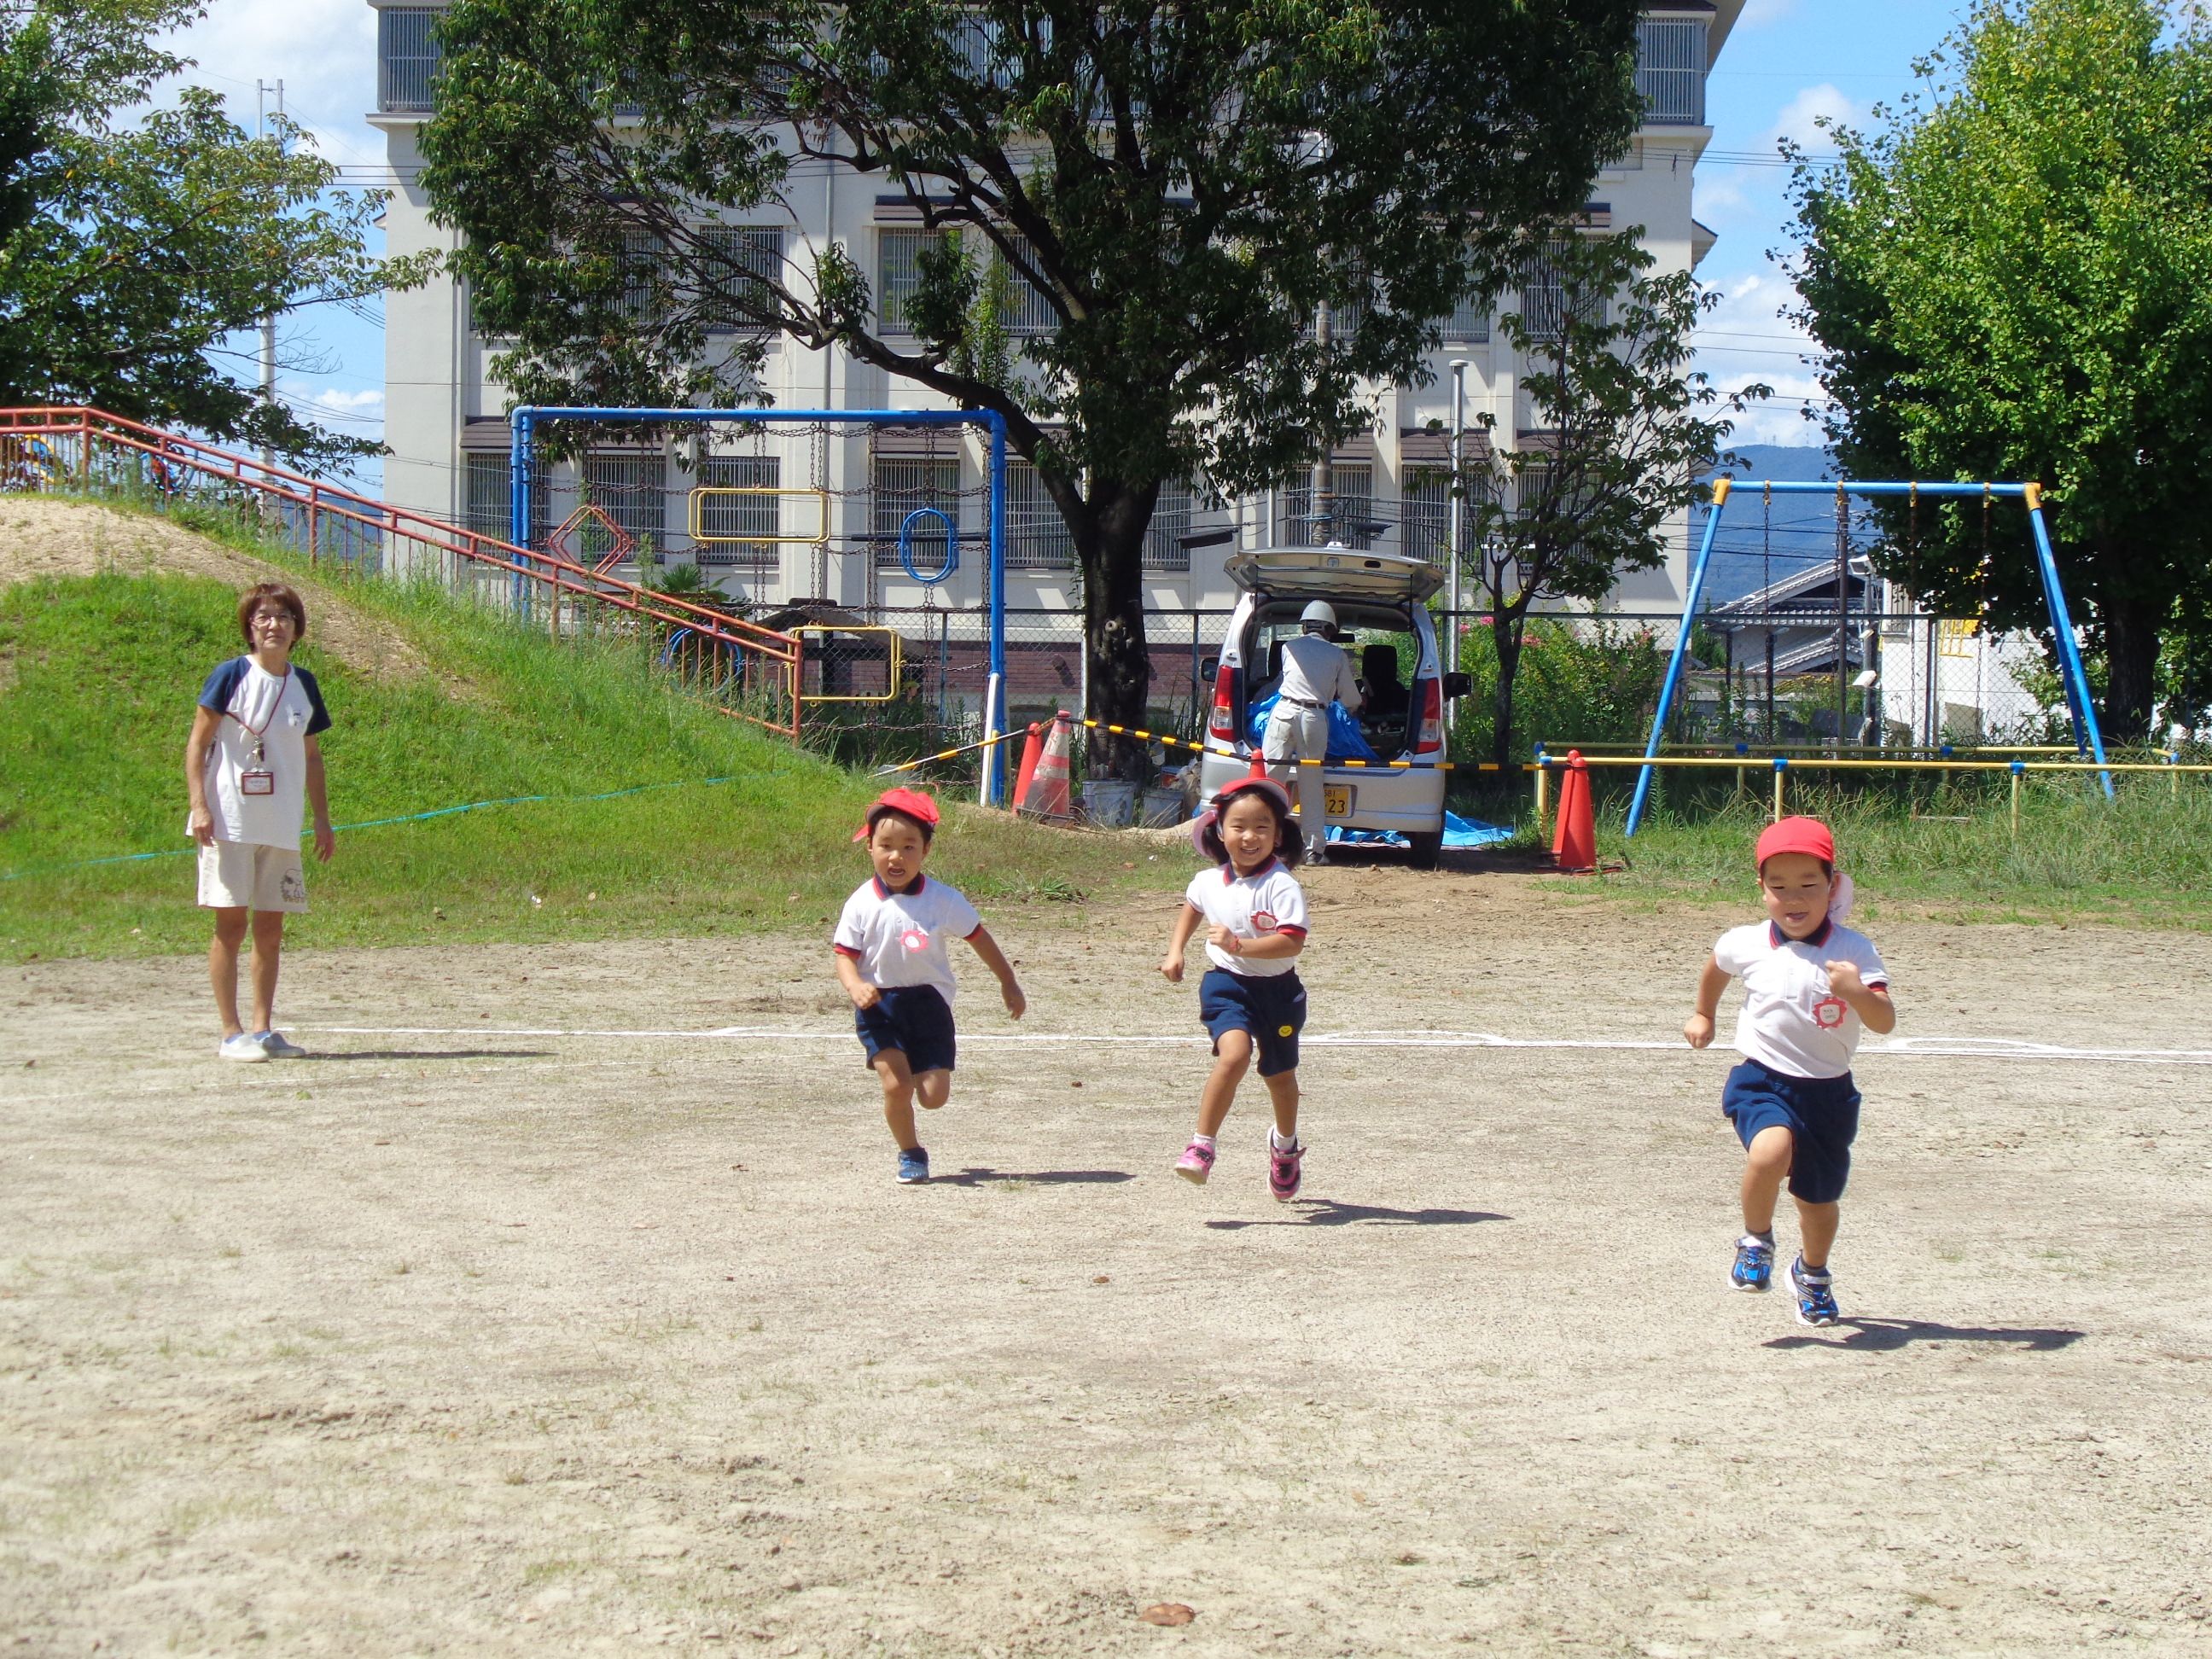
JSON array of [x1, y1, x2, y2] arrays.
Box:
[[1324, 785, 1353, 818]]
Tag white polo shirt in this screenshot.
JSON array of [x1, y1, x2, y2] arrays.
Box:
[[195, 657, 332, 850], [1713, 918, 1890, 1080], [1185, 859, 1309, 977], [832, 874, 983, 1003]]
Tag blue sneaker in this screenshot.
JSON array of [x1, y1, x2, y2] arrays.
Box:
[[896, 1145, 929, 1185], [1731, 1233, 1774, 1292], [1790, 1254, 1840, 1325]]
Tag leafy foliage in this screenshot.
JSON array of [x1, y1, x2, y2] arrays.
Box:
[[418, 0, 1649, 765], [1441, 232, 1761, 765], [0, 0, 432, 469], [1788, 0, 2212, 739], [1450, 616, 1668, 763]]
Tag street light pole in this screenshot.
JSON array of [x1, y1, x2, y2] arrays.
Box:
[[256, 79, 283, 480], [1447, 358, 1470, 727]]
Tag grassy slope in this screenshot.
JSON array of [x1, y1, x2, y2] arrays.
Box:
[[0, 561, 1149, 962]]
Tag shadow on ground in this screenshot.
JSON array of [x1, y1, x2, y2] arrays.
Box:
[[1765, 1318, 2086, 1353], [1207, 1199, 1511, 1230]]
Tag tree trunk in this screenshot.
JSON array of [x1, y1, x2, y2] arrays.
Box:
[[1074, 480, 1160, 782], [1488, 606, 1529, 771], [2099, 590, 2163, 743]]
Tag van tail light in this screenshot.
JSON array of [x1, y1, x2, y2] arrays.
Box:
[[1415, 677, 1444, 754], [1208, 662, 1237, 745]]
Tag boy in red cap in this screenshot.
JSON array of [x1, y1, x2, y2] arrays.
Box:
[[1159, 762, 1313, 1197], [833, 788, 1025, 1185], [1684, 816, 1895, 1325]]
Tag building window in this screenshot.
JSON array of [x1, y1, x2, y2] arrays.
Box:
[[872, 454, 962, 569], [997, 236, 1057, 338], [583, 452, 667, 560], [1005, 459, 1075, 571], [1637, 17, 1708, 126], [701, 227, 785, 333], [463, 453, 548, 545], [377, 8, 442, 113], [1516, 244, 1606, 344], [1403, 473, 1452, 568], [694, 455, 781, 567], [1442, 290, 1489, 344], [619, 232, 665, 324], [1284, 462, 1375, 550], [1142, 479, 1196, 572], [876, 228, 945, 335]]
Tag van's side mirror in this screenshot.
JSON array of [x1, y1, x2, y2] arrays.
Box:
[[1442, 672, 1472, 698], [1199, 655, 1220, 683]]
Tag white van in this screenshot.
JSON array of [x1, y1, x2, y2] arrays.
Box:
[[1197, 546, 1470, 869]]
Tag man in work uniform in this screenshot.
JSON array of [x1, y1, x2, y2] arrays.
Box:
[[1263, 600, 1362, 863]]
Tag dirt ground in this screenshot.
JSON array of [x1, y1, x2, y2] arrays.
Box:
[[3, 864, 2210, 1657]]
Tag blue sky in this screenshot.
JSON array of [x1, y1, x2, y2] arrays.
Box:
[[160, 0, 1972, 484]]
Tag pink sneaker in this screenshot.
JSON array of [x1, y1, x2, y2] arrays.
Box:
[[1173, 1140, 1216, 1185], [1267, 1138, 1304, 1201]]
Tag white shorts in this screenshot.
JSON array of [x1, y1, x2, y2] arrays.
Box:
[[196, 841, 308, 912]]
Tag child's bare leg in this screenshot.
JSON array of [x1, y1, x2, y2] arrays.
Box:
[[913, 1068, 952, 1111], [1196, 1031, 1252, 1137], [1263, 1068, 1299, 1142], [1741, 1125, 1793, 1235], [207, 908, 249, 1038], [247, 911, 284, 1033], [1794, 1199, 1839, 1271], [874, 1052, 920, 1150]]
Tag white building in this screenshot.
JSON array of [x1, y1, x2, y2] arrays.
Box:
[[370, 2, 1742, 628]]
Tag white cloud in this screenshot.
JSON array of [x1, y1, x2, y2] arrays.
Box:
[[1693, 272, 1832, 446], [1739, 0, 1801, 26], [157, 0, 382, 169], [1763, 84, 1866, 157]]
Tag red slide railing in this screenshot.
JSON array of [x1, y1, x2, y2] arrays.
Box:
[[0, 406, 805, 740]]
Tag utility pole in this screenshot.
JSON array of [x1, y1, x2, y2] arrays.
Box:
[[1308, 299, 1332, 544], [256, 79, 284, 480], [1447, 358, 1470, 728]]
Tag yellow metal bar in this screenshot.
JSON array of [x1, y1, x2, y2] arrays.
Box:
[[1773, 763, 1784, 822], [1077, 717, 1472, 771], [687, 486, 832, 545], [2011, 766, 2022, 836], [1534, 763, 1550, 840], [794, 624, 903, 704]]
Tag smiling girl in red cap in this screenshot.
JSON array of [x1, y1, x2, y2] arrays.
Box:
[[1684, 816, 1896, 1326], [1159, 761, 1313, 1198], [832, 788, 1026, 1185]]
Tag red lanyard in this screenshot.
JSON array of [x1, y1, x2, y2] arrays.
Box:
[[225, 660, 292, 755]]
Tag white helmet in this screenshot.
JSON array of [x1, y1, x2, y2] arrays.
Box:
[[1300, 600, 1338, 632]]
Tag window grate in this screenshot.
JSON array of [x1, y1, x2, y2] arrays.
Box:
[[1636, 18, 1708, 126], [377, 9, 443, 113], [694, 455, 781, 566]]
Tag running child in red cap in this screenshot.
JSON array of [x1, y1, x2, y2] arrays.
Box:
[[1684, 816, 1896, 1325], [1159, 763, 1311, 1198], [833, 788, 1026, 1185]]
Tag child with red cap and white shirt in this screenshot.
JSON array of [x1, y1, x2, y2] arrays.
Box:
[[833, 788, 1025, 1185], [1684, 816, 1896, 1325]]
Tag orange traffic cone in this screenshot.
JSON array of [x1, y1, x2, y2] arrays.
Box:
[[1010, 722, 1045, 809], [1019, 710, 1074, 821], [1551, 748, 1597, 873]]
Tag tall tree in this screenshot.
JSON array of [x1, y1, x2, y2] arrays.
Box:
[[1451, 232, 1759, 768], [419, 0, 1648, 771], [0, 0, 431, 469], [1789, 0, 2212, 740]]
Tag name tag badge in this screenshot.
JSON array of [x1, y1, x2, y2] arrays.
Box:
[[240, 769, 276, 797]]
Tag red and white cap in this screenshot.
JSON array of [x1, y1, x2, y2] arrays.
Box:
[[1755, 815, 1854, 922], [854, 785, 941, 841], [1190, 758, 1293, 854]]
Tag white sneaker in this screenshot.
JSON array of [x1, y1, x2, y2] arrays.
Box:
[[218, 1033, 271, 1062], [253, 1030, 307, 1059]]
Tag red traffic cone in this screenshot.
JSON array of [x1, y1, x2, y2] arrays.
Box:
[[1010, 722, 1045, 809], [1020, 710, 1074, 821], [1551, 749, 1597, 873]]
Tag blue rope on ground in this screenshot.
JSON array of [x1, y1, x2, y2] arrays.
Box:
[[1, 774, 767, 882]]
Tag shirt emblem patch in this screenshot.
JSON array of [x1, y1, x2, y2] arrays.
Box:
[[1251, 910, 1277, 931], [1813, 995, 1847, 1029], [899, 928, 929, 953]]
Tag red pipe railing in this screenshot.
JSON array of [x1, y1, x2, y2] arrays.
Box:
[[0, 406, 806, 740]]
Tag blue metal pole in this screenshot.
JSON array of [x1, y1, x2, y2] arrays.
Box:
[[1627, 478, 1733, 836], [2024, 485, 2113, 797], [509, 410, 533, 614]]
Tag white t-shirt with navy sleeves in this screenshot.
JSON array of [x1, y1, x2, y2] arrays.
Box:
[[832, 875, 983, 1003], [1185, 859, 1309, 977], [1713, 917, 1890, 1080], [195, 657, 332, 849]]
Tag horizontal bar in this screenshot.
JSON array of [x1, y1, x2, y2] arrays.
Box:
[[1713, 480, 2033, 498], [1547, 754, 2211, 775]]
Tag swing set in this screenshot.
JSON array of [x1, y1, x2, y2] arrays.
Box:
[[1624, 478, 2110, 836]]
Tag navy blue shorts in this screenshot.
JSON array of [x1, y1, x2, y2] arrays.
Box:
[[854, 984, 957, 1076], [1198, 968, 1307, 1078], [1722, 1058, 1862, 1205]]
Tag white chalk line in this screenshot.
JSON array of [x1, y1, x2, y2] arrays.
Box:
[[305, 1025, 2212, 1067]]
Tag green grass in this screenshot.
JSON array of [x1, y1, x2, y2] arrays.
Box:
[[0, 538, 1155, 961], [1505, 774, 2212, 928]]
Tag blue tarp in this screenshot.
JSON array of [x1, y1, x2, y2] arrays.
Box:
[[1248, 692, 1382, 764], [1326, 812, 1513, 851]]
